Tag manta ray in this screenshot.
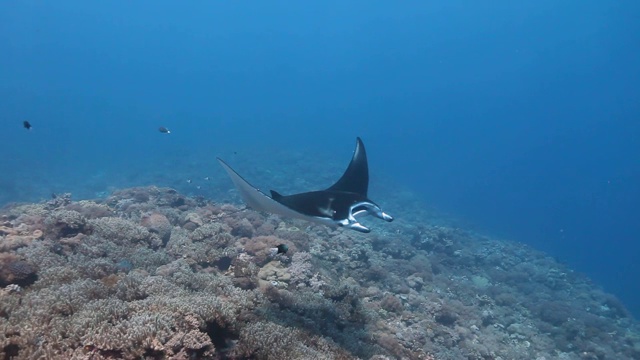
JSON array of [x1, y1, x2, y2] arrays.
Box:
[[217, 137, 393, 233]]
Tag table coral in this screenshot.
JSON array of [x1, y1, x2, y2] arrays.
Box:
[[0, 226, 43, 251]]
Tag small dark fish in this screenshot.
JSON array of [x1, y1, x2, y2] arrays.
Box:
[[23, 121, 32, 130], [158, 126, 170, 134], [51, 243, 64, 255], [276, 244, 288, 254], [186, 179, 192, 184]]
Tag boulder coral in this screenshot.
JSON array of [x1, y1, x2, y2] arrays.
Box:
[[140, 212, 172, 245], [0, 253, 37, 287]]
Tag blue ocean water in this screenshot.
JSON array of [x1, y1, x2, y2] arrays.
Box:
[[1, 0, 638, 320]]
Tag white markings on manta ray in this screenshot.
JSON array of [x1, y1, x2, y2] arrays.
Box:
[[217, 137, 393, 233]]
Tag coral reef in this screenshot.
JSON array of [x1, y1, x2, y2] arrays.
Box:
[[0, 186, 638, 359]]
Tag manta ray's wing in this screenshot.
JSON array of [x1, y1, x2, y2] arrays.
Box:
[[327, 137, 369, 196], [216, 158, 334, 225]]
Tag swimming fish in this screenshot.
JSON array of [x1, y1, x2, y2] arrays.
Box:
[[23, 121, 32, 130], [218, 137, 393, 233], [276, 244, 288, 254], [159, 126, 170, 134]]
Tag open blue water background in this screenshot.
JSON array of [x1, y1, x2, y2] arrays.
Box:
[[1, 1, 639, 316]]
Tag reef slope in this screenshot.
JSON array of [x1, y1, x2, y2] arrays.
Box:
[[1, 187, 638, 359]]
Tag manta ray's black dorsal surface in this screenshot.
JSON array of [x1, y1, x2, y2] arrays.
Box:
[[217, 137, 393, 233], [328, 137, 369, 196]]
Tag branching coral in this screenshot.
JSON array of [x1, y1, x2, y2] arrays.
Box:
[[189, 222, 232, 244], [232, 321, 355, 359], [0, 262, 261, 359], [238, 234, 296, 265], [44, 209, 90, 238], [166, 227, 236, 270], [287, 251, 314, 288], [90, 217, 161, 248]]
